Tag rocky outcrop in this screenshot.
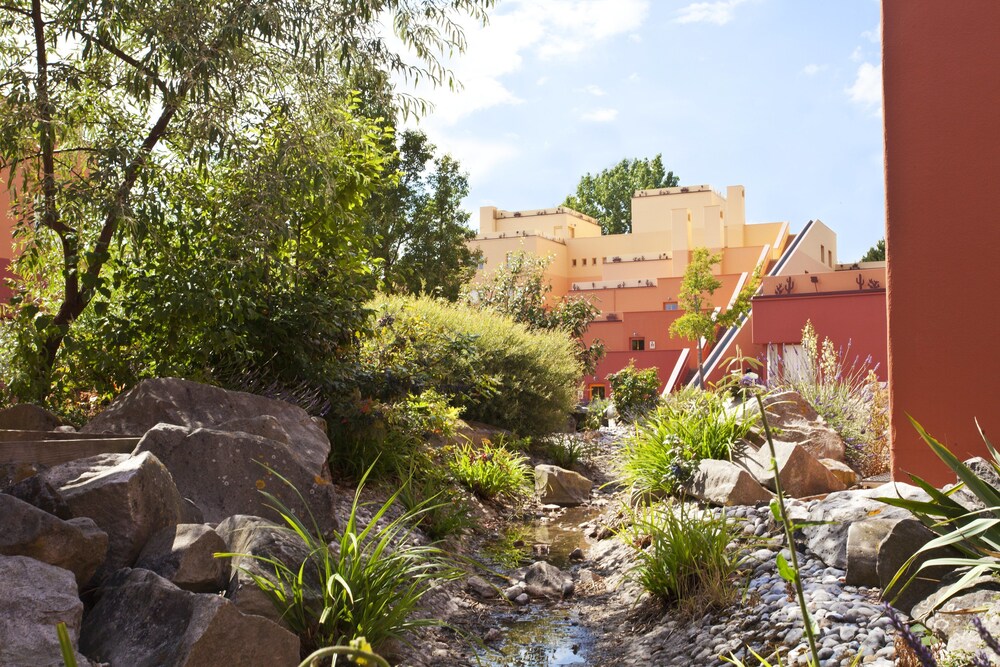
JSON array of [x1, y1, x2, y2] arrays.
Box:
[[0, 403, 62, 431], [740, 391, 848, 462], [685, 459, 772, 507], [749, 441, 846, 498], [534, 464, 593, 506], [35, 451, 186, 580], [215, 515, 316, 623], [135, 524, 230, 594], [82, 377, 330, 473], [0, 494, 107, 585], [0, 555, 89, 667], [80, 568, 299, 666], [135, 424, 337, 533]]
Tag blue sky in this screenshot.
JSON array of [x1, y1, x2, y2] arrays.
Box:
[[406, 0, 884, 262]]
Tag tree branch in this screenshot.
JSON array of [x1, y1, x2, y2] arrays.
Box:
[[68, 27, 168, 96]]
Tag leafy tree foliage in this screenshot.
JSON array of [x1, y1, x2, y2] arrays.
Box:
[[0, 0, 493, 400], [463, 251, 605, 374], [563, 155, 679, 235], [669, 249, 761, 389], [669, 248, 723, 390], [365, 130, 479, 300], [861, 238, 886, 262]]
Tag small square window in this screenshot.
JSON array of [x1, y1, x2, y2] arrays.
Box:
[[631, 338, 645, 351], [663, 302, 678, 311], [589, 384, 606, 401]]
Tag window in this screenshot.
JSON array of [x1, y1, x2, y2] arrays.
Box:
[[631, 338, 645, 351], [663, 302, 678, 311], [477, 260, 485, 271], [592, 257, 597, 265], [589, 384, 606, 401], [572, 259, 577, 267], [828, 249, 833, 267], [821, 244, 825, 263], [582, 258, 587, 266]]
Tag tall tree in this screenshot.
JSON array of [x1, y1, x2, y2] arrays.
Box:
[[669, 248, 723, 390], [861, 238, 886, 262], [365, 130, 479, 300], [563, 155, 679, 234], [0, 0, 493, 399]]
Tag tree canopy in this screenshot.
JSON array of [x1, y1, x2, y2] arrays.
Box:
[[861, 238, 886, 262], [563, 155, 679, 235], [364, 130, 480, 300], [0, 0, 493, 400]]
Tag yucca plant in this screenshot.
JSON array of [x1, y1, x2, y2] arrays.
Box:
[[879, 417, 1000, 614], [218, 466, 463, 656]]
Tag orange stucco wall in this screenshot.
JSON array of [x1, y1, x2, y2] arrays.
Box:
[[751, 291, 888, 382], [883, 0, 1000, 484]]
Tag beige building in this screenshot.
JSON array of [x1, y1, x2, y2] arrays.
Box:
[[470, 184, 837, 397]]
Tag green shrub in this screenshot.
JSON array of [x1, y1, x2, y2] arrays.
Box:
[[396, 463, 474, 541], [329, 389, 462, 481], [620, 390, 757, 496], [580, 397, 610, 431], [448, 440, 531, 502], [222, 470, 462, 655], [607, 361, 660, 420], [543, 434, 590, 470], [618, 501, 743, 617], [355, 294, 581, 436]]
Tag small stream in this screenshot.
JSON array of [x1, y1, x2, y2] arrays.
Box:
[[476, 505, 603, 666]]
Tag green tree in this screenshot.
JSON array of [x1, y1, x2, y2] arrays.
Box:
[[0, 0, 493, 400], [563, 155, 679, 234], [365, 131, 480, 300], [861, 238, 886, 262], [463, 251, 605, 374], [669, 248, 723, 390]]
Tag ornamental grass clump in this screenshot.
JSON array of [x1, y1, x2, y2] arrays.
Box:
[[219, 468, 463, 656], [448, 439, 531, 502], [620, 388, 757, 496], [618, 500, 743, 618]]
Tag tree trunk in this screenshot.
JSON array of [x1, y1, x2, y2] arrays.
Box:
[[696, 344, 705, 390]]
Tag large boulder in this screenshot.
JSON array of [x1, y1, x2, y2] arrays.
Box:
[[0, 403, 61, 431], [749, 441, 846, 498], [82, 377, 330, 471], [215, 515, 316, 623], [135, 424, 337, 533], [685, 459, 772, 507], [913, 579, 1000, 657], [876, 518, 960, 613], [741, 391, 847, 462], [135, 524, 230, 594], [80, 568, 299, 667], [534, 464, 592, 506], [0, 555, 89, 667], [35, 451, 187, 580], [514, 560, 575, 599], [786, 482, 929, 570], [0, 494, 107, 585]]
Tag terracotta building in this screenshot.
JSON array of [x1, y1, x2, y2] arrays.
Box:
[[469, 185, 887, 398]]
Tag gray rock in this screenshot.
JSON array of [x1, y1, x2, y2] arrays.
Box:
[[0, 403, 61, 431], [135, 524, 230, 593], [8, 474, 73, 519], [215, 515, 315, 623], [82, 377, 330, 474], [80, 568, 299, 666], [36, 451, 186, 581], [534, 464, 592, 506], [135, 424, 337, 533], [751, 441, 846, 498], [517, 560, 574, 599], [0, 493, 108, 585], [503, 584, 526, 600], [913, 578, 1000, 657], [790, 483, 929, 570], [686, 459, 773, 506], [876, 518, 959, 613], [0, 555, 89, 667], [945, 457, 1000, 512], [466, 575, 497, 599]]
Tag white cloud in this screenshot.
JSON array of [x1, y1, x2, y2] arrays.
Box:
[[862, 21, 881, 44], [849, 46, 863, 62], [430, 135, 521, 186], [675, 0, 749, 26], [393, 0, 650, 127], [627, 72, 640, 83], [580, 84, 606, 96], [802, 63, 823, 76], [580, 107, 618, 122], [847, 61, 883, 114], [628, 33, 642, 43]]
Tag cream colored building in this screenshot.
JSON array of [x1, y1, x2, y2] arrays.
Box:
[[469, 184, 838, 397]]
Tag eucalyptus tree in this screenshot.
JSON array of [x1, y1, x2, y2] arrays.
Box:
[[0, 0, 493, 399]]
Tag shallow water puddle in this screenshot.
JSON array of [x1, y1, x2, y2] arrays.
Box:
[[477, 607, 593, 666]]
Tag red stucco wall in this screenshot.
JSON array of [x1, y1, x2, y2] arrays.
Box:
[[751, 291, 887, 382], [884, 0, 1000, 484]]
